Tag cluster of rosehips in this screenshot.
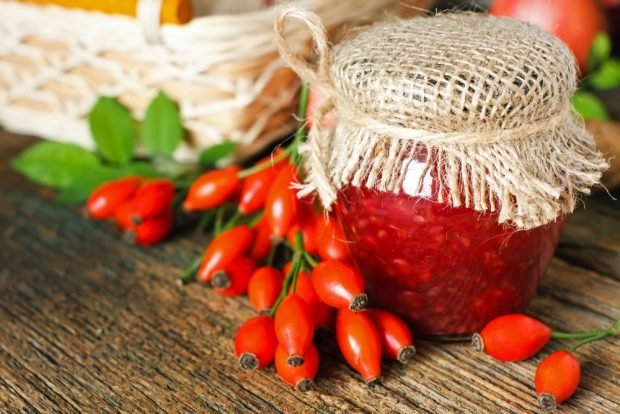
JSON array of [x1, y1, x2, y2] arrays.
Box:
[[474, 313, 620, 410], [85, 176, 176, 245], [178, 150, 416, 389]]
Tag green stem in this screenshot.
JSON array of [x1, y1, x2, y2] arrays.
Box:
[[303, 251, 319, 268], [267, 239, 279, 267], [213, 206, 226, 235], [248, 211, 264, 227], [553, 318, 620, 340], [178, 256, 202, 285], [269, 252, 301, 317], [290, 82, 310, 165], [567, 319, 620, 352], [221, 210, 242, 232], [237, 149, 291, 179], [196, 209, 217, 232]]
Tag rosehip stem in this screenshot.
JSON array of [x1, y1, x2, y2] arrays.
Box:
[[303, 251, 318, 268], [196, 209, 217, 232], [269, 249, 303, 317], [221, 210, 243, 233], [248, 211, 264, 228], [178, 256, 202, 285], [214, 206, 226, 235], [289, 82, 310, 165], [550, 319, 620, 352], [237, 149, 290, 179]]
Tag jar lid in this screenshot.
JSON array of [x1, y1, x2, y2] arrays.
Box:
[[328, 13, 577, 133], [275, 8, 607, 230]]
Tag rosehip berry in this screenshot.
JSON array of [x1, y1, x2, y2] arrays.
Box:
[[535, 350, 580, 410], [197, 225, 254, 283], [211, 257, 256, 297], [131, 178, 176, 223], [472, 314, 552, 362], [316, 217, 351, 262], [234, 316, 277, 370], [238, 153, 285, 214], [336, 309, 382, 384], [249, 217, 273, 261], [183, 166, 241, 211], [312, 260, 368, 312], [114, 200, 136, 230], [366, 309, 415, 363], [275, 343, 319, 392], [292, 271, 335, 329], [86, 176, 142, 220], [265, 165, 298, 237], [124, 208, 174, 246], [248, 266, 284, 312], [274, 295, 313, 367]]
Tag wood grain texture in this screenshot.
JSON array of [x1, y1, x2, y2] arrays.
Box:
[[0, 130, 619, 414]]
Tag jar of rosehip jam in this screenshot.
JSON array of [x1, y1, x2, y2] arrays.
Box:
[[275, 10, 608, 338]]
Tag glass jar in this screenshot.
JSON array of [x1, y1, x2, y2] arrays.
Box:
[[335, 155, 565, 339]]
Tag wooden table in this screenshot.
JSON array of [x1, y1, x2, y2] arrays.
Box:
[[1, 131, 619, 413]]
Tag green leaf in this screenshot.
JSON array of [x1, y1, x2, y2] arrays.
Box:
[[89, 97, 136, 164], [12, 141, 101, 188], [142, 92, 184, 157], [199, 142, 236, 167], [120, 161, 160, 178], [572, 91, 610, 120], [589, 58, 620, 90], [55, 167, 120, 205], [587, 32, 611, 72]]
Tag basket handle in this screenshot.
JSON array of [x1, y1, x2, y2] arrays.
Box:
[[274, 6, 334, 92], [137, 0, 164, 44]]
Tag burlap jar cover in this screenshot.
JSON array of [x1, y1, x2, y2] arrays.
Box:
[[274, 8, 609, 229]]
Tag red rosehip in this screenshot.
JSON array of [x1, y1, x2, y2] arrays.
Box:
[[274, 295, 313, 367], [248, 266, 284, 312], [336, 309, 382, 384], [234, 316, 277, 370], [131, 178, 176, 223], [312, 260, 368, 312], [275, 343, 319, 392], [366, 309, 415, 363], [535, 350, 580, 410], [472, 314, 552, 362], [183, 166, 241, 211], [197, 225, 254, 283], [86, 176, 141, 220], [211, 257, 256, 297]]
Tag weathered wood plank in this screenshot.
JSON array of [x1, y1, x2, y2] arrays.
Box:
[[1, 131, 619, 413]]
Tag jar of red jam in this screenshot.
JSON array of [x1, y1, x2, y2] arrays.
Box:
[[334, 156, 565, 338], [276, 12, 607, 338]]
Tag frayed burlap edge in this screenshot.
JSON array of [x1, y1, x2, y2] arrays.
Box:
[[274, 7, 609, 229]]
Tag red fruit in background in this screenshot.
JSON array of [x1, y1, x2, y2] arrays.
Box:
[[211, 257, 256, 297], [124, 208, 174, 246], [115, 200, 136, 230], [197, 225, 254, 283], [234, 316, 278, 370], [292, 271, 335, 329], [307, 84, 335, 130], [490, 0, 608, 72], [274, 295, 314, 366], [249, 217, 273, 262], [183, 166, 241, 211], [316, 217, 351, 262], [535, 350, 581, 410], [239, 152, 286, 215], [275, 343, 319, 392], [248, 266, 284, 312], [366, 309, 416, 363], [472, 314, 552, 362], [265, 165, 299, 237], [336, 309, 382, 384], [312, 260, 368, 312], [131, 178, 176, 223], [86, 176, 141, 220]]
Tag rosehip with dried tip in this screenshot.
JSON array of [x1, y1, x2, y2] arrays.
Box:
[[336, 309, 382, 384], [211, 257, 256, 297], [366, 309, 415, 363], [131, 178, 176, 223], [275, 343, 319, 392], [472, 314, 551, 361], [274, 295, 314, 367], [197, 225, 254, 283], [234, 316, 277, 370], [535, 350, 580, 410], [312, 260, 368, 312]]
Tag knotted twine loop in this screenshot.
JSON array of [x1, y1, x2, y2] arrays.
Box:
[[274, 6, 337, 202], [274, 8, 608, 229]]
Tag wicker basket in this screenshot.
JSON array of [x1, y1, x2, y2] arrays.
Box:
[[0, 0, 431, 160]]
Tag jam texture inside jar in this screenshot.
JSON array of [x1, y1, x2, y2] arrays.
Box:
[[335, 160, 564, 339]]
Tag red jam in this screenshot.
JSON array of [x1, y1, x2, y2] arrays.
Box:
[[335, 162, 564, 339]]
